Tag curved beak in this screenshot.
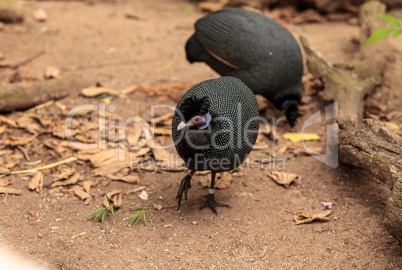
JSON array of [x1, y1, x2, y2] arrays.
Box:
[[177, 121, 187, 131]]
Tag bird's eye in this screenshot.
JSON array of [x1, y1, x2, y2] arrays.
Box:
[[192, 116, 202, 123]]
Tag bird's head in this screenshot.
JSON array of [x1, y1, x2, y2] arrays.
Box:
[[176, 96, 212, 131], [281, 99, 301, 128]]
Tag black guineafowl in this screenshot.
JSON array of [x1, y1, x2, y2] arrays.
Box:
[[172, 76, 259, 214], [185, 7, 303, 127]]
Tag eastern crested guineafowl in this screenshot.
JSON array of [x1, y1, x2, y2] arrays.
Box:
[[172, 76, 259, 214], [185, 7, 303, 127]]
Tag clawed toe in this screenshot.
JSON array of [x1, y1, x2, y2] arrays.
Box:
[[199, 193, 230, 215]]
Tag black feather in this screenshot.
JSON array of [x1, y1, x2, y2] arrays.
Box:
[[178, 96, 210, 122], [186, 7, 303, 126]]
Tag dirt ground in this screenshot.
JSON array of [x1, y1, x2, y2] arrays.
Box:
[[0, 0, 401, 269]]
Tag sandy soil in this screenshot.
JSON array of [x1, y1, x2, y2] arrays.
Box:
[[0, 0, 401, 269]]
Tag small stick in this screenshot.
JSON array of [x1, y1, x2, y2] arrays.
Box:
[[17, 146, 30, 161], [0, 50, 45, 69], [11, 156, 77, 174]]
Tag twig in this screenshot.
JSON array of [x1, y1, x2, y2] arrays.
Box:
[[0, 50, 45, 69], [10, 156, 77, 174], [17, 146, 30, 161]]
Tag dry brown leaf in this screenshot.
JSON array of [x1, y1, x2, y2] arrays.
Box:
[[293, 9, 326, 24], [0, 187, 21, 195], [198, 0, 228, 12], [44, 66, 60, 79], [82, 86, 119, 97], [0, 125, 7, 135], [126, 186, 147, 194], [267, 171, 302, 188], [107, 172, 140, 184], [152, 146, 171, 161], [0, 176, 14, 186], [90, 149, 119, 167], [104, 190, 122, 207], [157, 158, 186, 172], [52, 165, 75, 181], [28, 172, 43, 192], [199, 172, 232, 189], [294, 210, 332, 224], [152, 113, 174, 125], [92, 161, 129, 177], [33, 8, 48, 22], [74, 189, 91, 201], [16, 114, 43, 134], [51, 173, 80, 187], [152, 128, 171, 136], [126, 122, 143, 146], [82, 180, 95, 193], [135, 147, 151, 157], [2, 134, 37, 146], [0, 167, 10, 174], [0, 115, 18, 128], [74, 134, 96, 143]]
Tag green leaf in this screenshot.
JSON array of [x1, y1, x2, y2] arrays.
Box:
[[381, 14, 401, 28], [363, 27, 395, 48], [392, 29, 402, 38], [143, 212, 147, 227]]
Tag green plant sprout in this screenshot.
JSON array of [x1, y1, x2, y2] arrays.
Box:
[[364, 14, 402, 48], [85, 196, 116, 224], [127, 205, 149, 226]]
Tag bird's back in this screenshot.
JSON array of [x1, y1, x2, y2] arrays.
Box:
[[193, 8, 303, 105]]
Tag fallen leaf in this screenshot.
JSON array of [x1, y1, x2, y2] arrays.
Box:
[[283, 132, 320, 142], [152, 113, 174, 125], [82, 180, 95, 193], [199, 172, 232, 189], [294, 210, 332, 224], [0, 115, 18, 128], [135, 147, 151, 156], [51, 173, 80, 187], [293, 9, 326, 24], [0, 187, 21, 195], [267, 171, 302, 188], [74, 189, 91, 201], [139, 190, 149, 200], [152, 146, 171, 161], [153, 204, 163, 210], [0, 167, 10, 174], [53, 165, 75, 181], [2, 134, 38, 146], [82, 86, 119, 97], [107, 171, 140, 184], [104, 190, 122, 207], [29, 171, 43, 192], [152, 128, 171, 136], [33, 8, 48, 22], [126, 186, 147, 194], [0, 125, 7, 135], [0, 176, 13, 186], [90, 149, 119, 167], [44, 66, 60, 79]]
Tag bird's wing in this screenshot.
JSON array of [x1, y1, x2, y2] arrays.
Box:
[[194, 9, 261, 68]]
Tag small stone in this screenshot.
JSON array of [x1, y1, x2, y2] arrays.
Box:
[[37, 233, 44, 239], [28, 210, 36, 217], [192, 221, 198, 225]]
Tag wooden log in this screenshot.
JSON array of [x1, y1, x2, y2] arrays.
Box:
[[0, 76, 89, 113], [299, 1, 391, 121], [338, 115, 402, 242], [0, 0, 23, 23]]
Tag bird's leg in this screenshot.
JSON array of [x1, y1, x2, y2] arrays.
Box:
[[176, 170, 196, 211], [199, 172, 230, 215]]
